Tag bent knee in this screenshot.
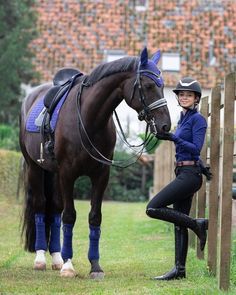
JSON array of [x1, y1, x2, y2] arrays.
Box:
[[146, 207, 154, 217]]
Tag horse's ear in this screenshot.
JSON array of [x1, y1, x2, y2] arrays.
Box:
[[140, 47, 148, 66], [151, 50, 161, 64]]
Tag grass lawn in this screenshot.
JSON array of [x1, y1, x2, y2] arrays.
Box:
[[0, 194, 236, 294]]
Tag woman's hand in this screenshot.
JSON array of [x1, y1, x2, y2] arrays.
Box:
[[156, 132, 177, 142]]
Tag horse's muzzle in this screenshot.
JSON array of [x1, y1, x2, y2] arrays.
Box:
[[149, 118, 170, 136]]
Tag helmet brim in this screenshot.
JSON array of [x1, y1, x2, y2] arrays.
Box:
[[173, 89, 201, 98]]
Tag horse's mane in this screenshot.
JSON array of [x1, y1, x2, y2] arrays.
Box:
[[87, 56, 139, 86]]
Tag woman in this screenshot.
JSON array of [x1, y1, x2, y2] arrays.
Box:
[[146, 77, 208, 280]]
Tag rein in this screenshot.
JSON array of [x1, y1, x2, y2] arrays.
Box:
[[113, 110, 152, 149], [76, 68, 165, 168]]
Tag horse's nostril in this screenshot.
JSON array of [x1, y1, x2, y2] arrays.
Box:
[[162, 124, 170, 132]]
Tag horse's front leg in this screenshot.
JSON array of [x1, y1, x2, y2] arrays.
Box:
[[88, 167, 110, 279], [49, 213, 64, 270], [59, 173, 77, 278]]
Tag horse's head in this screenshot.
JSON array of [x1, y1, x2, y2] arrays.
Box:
[[123, 47, 171, 135]]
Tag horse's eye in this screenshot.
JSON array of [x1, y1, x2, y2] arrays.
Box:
[[145, 83, 155, 90]]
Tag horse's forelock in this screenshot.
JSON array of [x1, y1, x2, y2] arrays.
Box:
[[87, 57, 139, 85]]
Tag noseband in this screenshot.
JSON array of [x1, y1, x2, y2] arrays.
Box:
[[130, 66, 167, 134]]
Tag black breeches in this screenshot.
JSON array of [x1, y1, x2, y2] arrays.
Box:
[[147, 166, 202, 215]]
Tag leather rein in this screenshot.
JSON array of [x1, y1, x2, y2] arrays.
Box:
[[76, 68, 167, 168]]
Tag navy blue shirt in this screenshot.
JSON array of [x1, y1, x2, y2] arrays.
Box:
[[172, 109, 207, 162]]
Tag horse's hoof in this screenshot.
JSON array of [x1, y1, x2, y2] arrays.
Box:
[[60, 269, 77, 278], [89, 272, 105, 280], [52, 263, 63, 270], [34, 262, 46, 271]]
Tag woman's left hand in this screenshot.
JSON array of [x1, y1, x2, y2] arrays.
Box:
[[156, 132, 177, 142]]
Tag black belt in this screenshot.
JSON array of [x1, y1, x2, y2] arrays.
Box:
[[175, 161, 199, 167]]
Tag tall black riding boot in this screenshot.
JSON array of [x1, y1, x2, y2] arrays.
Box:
[[154, 225, 188, 280], [146, 207, 208, 251]]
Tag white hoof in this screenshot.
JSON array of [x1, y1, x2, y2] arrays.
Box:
[[51, 252, 63, 270], [60, 268, 77, 278], [52, 263, 63, 270], [89, 272, 105, 280], [34, 261, 46, 271], [34, 250, 46, 270], [60, 259, 76, 278]]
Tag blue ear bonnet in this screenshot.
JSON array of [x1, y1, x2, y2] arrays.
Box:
[[139, 47, 164, 87], [140, 61, 164, 87]]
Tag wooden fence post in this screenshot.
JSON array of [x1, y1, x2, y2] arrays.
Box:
[[153, 141, 174, 195], [207, 86, 221, 275], [196, 96, 209, 259], [218, 72, 235, 290]]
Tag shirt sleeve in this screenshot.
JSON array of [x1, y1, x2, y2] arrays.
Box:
[[172, 115, 207, 155]]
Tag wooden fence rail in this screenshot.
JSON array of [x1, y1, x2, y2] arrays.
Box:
[[152, 72, 236, 291]]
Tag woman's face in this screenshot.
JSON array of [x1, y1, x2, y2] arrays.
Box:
[[178, 91, 196, 108]]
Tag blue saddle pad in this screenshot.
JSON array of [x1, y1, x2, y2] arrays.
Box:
[[26, 90, 69, 133]]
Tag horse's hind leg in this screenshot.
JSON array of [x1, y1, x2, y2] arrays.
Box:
[[88, 167, 110, 279], [44, 172, 64, 270], [23, 160, 47, 270]]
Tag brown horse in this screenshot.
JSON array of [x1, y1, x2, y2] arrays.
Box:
[[20, 47, 171, 278]]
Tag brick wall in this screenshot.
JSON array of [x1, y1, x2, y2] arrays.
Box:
[[31, 0, 236, 88]]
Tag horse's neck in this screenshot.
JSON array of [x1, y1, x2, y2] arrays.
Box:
[[84, 74, 128, 126]]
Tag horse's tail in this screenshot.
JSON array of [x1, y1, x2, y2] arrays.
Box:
[[21, 160, 36, 252], [21, 163, 52, 252]]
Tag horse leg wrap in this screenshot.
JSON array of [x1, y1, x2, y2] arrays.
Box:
[[35, 214, 47, 251], [49, 214, 61, 254], [88, 225, 101, 261], [61, 224, 73, 261]]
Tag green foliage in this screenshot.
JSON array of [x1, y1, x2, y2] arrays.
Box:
[[0, 149, 21, 197], [107, 150, 153, 202], [74, 176, 91, 200], [74, 150, 154, 202], [231, 232, 236, 285], [0, 0, 39, 124], [0, 124, 19, 150], [108, 160, 147, 202]]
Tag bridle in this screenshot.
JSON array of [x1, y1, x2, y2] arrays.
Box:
[[129, 64, 167, 136], [76, 64, 168, 167]]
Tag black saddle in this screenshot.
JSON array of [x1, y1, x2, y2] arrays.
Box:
[[44, 68, 83, 113], [38, 68, 83, 157], [53, 68, 82, 86]]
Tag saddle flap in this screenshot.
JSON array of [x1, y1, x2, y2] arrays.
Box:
[[44, 86, 61, 109]]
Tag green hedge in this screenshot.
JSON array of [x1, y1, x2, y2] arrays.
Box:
[[0, 149, 153, 202], [0, 149, 22, 197], [0, 124, 20, 151]]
